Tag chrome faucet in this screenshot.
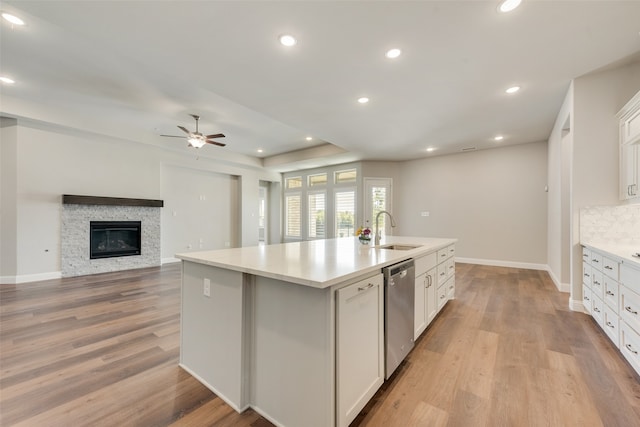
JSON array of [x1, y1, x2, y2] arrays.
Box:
[[375, 210, 397, 246]]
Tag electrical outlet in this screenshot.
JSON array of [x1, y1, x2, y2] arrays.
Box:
[[203, 278, 211, 297]]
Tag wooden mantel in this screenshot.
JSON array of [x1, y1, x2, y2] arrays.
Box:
[[62, 194, 164, 208]]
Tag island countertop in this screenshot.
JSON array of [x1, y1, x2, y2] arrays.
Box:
[[176, 236, 457, 288]]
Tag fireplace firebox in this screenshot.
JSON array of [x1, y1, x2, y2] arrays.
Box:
[[90, 221, 142, 259]]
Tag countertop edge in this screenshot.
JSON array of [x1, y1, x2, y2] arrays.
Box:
[[177, 237, 457, 288], [581, 241, 640, 270]]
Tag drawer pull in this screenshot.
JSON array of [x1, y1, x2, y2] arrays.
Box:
[[440, 295, 445, 299], [584, 296, 590, 301], [584, 273, 590, 278], [440, 272, 446, 277], [604, 266, 613, 270], [626, 344, 638, 355], [594, 307, 600, 313], [357, 283, 374, 291], [592, 259, 599, 263], [441, 253, 446, 258], [625, 306, 638, 315], [606, 321, 615, 329], [606, 291, 614, 296]]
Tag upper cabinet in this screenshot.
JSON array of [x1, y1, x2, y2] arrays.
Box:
[[618, 90, 640, 200]]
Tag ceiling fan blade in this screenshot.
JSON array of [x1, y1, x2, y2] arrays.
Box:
[[206, 133, 225, 139], [177, 125, 191, 135], [206, 140, 226, 147], [160, 134, 186, 138]]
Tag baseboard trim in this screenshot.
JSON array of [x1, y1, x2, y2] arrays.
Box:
[[162, 257, 181, 264], [544, 267, 571, 293], [569, 298, 586, 313], [1, 271, 62, 285], [455, 257, 547, 271]]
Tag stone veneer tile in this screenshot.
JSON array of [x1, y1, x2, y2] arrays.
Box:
[[579, 203, 640, 245], [61, 204, 161, 277]]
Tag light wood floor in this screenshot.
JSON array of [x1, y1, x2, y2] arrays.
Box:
[[1, 263, 639, 426]]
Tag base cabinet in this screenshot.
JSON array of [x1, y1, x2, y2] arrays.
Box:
[[336, 273, 384, 427]]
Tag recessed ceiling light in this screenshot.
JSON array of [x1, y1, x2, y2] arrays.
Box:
[[2, 13, 25, 26], [279, 34, 297, 47], [426, 147, 436, 152], [494, 135, 504, 141], [306, 136, 312, 141], [257, 149, 264, 153], [0, 76, 15, 84], [498, 0, 522, 13], [505, 86, 520, 94], [357, 97, 369, 104], [385, 48, 402, 59]]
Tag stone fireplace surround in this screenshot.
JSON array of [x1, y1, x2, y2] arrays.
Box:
[[61, 195, 163, 277]]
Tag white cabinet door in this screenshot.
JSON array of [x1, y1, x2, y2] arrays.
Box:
[[414, 273, 427, 340], [426, 267, 437, 324], [618, 90, 640, 200], [336, 273, 384, 427]]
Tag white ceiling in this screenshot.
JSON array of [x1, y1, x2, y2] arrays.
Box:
[[1, 1, 640, 171]]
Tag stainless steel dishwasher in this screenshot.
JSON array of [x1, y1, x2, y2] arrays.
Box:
[[383, 259, 415, 378]]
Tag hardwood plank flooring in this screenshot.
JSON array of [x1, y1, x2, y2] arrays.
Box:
[[1, 263, 639, 426]]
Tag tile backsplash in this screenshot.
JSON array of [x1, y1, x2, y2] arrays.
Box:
[[580, 203, 640, 245]]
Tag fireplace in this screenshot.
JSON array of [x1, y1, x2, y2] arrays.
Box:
[[90, 221, 142, 259]]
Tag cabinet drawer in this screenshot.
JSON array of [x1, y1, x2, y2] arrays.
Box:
[[583, 264, 592, 288], [621, 264, 640, 294], [592, 296, 604, 328], [446, 276, 455, 300], [582, 247, 591, 263], [437, 263, 448, 287], [591, 270, 604, 300], [602, 256, 619, 280], [437, 280, 448, 310], [590, 252, 603, 270], [582, 285, 592, 314], [620, 286, 640, 335], [603, 304, 620, 348], [620, 321, 640, 377], [414, 252, 437, 277], [603, 276, 619, 313], [448, 245, 456, 258], [446, 258, 455, 278], [437, 248, 450, 263]]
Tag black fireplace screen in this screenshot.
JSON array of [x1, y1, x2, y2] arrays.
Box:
[[90, 221, 141, 259]]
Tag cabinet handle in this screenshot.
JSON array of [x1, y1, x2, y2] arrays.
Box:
[[441, 253, 446, 258], [440, 295, 445, 299], [440, 272, 446, 277], [630, 184, 637, 196], [606, 291, 614, 296], [604, 266, 613, 270], [584, 273, 590, 278], [584, 296, 590, 301], [626, 344, 638, 355], [606, 321, 615, 329], [357, 283, 374, 291], [625, 306, 638, 315], [593, 280, 600, 286], [594, 307, 601, 313]]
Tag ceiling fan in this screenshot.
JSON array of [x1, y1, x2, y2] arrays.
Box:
[[161, 114, 226, 148]]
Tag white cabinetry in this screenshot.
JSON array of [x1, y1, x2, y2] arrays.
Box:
[[414, 245, 455, 340], [618, 90, 640, 200], [336, 273, 384, 427], [582, 245, 640, 377]]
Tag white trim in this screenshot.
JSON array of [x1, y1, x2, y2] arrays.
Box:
[[569, 298, 586, 313], [455, 257, 547, 271], [162, 257, 181, 264], [0, 271, 62, 284], [545, 266, 571, 293]]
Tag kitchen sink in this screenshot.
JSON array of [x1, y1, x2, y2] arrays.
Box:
[[377, 244, 422, 251]]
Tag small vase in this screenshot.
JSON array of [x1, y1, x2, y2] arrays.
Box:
[[359, 236, 371, 245]]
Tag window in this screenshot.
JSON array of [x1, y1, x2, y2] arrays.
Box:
[[334, 169, 357, 184], [285, 194, 301, 237], [308, 192, 326, 238], [308, 173, 327, 187], [286, 177, 302, 189], [335, 190, 355, 237]]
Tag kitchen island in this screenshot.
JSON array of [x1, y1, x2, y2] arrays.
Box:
[[176, 236, 456, 427]]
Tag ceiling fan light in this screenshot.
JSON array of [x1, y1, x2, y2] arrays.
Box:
[[188, 137, 206, 148]]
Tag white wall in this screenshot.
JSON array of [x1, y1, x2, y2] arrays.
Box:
[[395, 142, 548, 267], [0, 119, 280, 282], [0, 118, 18, 277]]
